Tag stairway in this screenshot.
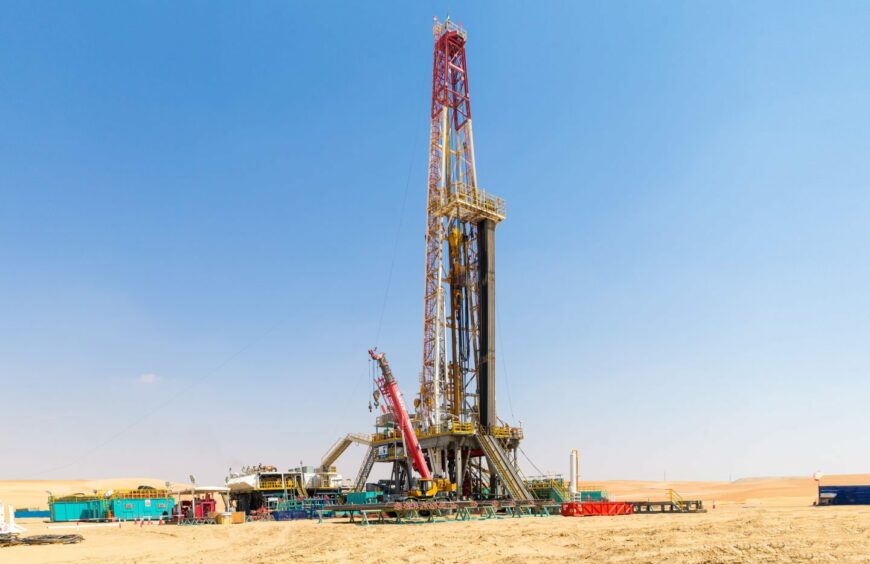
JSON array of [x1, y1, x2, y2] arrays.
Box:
[[294, 475, 308, 498], [667, 488, 687, 511], [552, 481, 570, 502], [477, 434, 534, 500], [353, 446, 375, 492]]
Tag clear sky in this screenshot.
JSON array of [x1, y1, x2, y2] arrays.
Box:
[[2, 1, 869, 485]]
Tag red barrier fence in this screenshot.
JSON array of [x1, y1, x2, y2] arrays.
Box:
[[561, 502, 634, 517], [560, 502, 580, 516]]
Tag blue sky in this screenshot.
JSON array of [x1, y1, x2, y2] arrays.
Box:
[[2, 2, 869, 484]]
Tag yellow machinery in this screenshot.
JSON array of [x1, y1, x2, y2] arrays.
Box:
[[409, 478, 456, 499]]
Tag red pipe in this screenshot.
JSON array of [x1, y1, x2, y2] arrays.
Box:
[[369, 349, 432, 481]]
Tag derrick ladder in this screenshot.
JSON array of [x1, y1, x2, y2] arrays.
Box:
[[478, 434, 534, 500]]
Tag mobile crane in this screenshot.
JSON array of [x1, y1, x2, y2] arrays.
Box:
[[368, 349, 443, 498]]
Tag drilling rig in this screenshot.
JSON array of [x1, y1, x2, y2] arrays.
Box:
[[357, 18, 531, 501]]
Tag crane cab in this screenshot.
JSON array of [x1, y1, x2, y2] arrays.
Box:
[[409, 478, 457, 499], [412, 478, 437, 498]]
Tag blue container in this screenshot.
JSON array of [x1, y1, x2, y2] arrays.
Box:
[[345, 491, 378, 505], [819, 485, 870, 505], [272, 510, 293, 521], [110, 497, 175, 520], [579, 491, 607, 502], [50, 500, 107, 522], [15, 509, 50, 518]]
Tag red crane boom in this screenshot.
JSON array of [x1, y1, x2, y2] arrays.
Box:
[[368, 349, 432, 481]]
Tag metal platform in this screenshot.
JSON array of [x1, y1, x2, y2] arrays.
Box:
[[626, 500, 706, 513], [321, 499, 551, 525]]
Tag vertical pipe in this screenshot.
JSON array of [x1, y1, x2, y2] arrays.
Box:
[[466, 120, 478, 188], [455, 447, 463, 499], [432, 106, 449, 429], [477, 219, 497, 429], [570, 449, 579, 495]]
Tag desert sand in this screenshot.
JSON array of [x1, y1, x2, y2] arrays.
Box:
[[3, 475, 870, 562]]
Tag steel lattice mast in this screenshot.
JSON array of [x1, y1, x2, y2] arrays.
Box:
[[420, 18, 505, 433], [355, 19, 528, 500]]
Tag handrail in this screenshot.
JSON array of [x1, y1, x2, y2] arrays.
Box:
[[295, 475, 308, 498], [667, 489, 686, 510], [257, 479, 287, 491], [433, 18, 468, 41], [414, 421, 476, 439], [441, 183, 506, 219], [109, 489, 171, 499], [477, 434, 533, 500], [52, 489, 172, 502], [50, 494, 103, 502], [352, 446, 375, 492]]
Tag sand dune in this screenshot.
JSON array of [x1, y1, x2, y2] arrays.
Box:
[[2, 475, 869, 562]]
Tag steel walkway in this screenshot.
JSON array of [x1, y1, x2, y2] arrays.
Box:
[[320, 433, 372, 471]]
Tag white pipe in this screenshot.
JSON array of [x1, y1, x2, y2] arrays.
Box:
[[570, 449, 579, 495]]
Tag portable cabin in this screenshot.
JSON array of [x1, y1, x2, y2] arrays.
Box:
[[819, 485, 870, 506], [106, 488, 175, 520], [110, 496, 174, 520]]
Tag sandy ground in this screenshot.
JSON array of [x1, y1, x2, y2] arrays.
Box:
[[2, 475, 870, 562]]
